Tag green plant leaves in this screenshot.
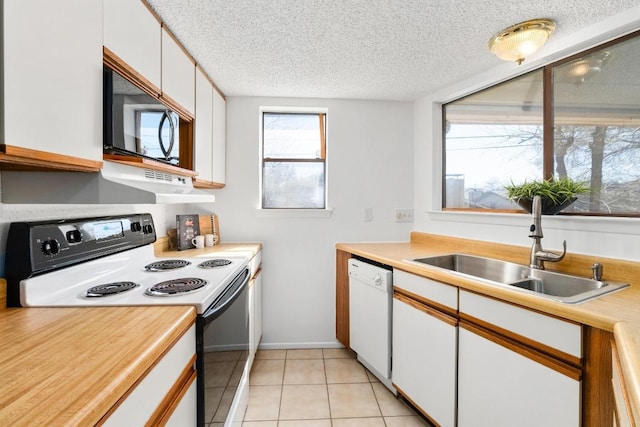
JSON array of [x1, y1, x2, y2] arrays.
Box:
[[505, 177, 589, 205]]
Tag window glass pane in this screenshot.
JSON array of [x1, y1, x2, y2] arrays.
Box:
[[263, 113, 323, 159], [263, 162, 325, 208], [444, 71, 543, 209], [553, 36, 640, 214]]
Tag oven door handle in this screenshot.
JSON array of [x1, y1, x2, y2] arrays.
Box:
[[202, 268, 250, 325]]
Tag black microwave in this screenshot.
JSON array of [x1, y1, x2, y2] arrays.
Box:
[[103, 67, 180, 165]]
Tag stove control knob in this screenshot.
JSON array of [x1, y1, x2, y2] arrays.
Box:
[[130, 222, 142, 232], [143, 224, 154, 234], [66, 230, 82, 243], [41, 239, 60, 256]]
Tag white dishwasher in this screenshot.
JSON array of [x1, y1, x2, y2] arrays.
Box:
[[349, 258, 395, 393]]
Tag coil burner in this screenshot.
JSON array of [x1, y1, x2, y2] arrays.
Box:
[[86, 281, 140, 297], [145, 277, 208, 296], [198, 259, 233, 269], [144, 259, 191, 272]]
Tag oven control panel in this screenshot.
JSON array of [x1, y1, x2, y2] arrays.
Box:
[[6, 213, 157, 277]]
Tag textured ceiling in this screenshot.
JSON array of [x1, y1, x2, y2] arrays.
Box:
[[145, 0, 640, 101]]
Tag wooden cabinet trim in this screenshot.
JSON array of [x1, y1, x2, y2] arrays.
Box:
[[460, 320, 582, 381], [103, 156, 198, 178], [161, 23, 195, 65], [459, 311, 581, 368], [394, 291, 458, 327], [193, 178, 225, 189], [0, 144, 102, 172], [393, 286, 457, 318], [144, 355, 197, 427], [104, 47, 161, 98], [610, 338, 634, 426], [336, 250, 351, 348]]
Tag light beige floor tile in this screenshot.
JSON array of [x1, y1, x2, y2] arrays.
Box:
[[212, 386, 237, 422], [322, 348, 355, 359], [328, 383, 381, 418], [384, 415, 432, 427], [243, 385, 281, 421], [331, 418, 386, 427], [371, 383, 414, 416], [286, 349, 324, 359], [250, 359, 285, 385], [205, 361, 236, 387], [204, 387, 225, 423], [229, 360, 245, 386], [255, 349, 286, 360], [241, 422, 278, 427], [210, 423, 224, 427], [366, 369, 381, 383], [283, 359, 326, 384], [277, 420, 331, 426], [325, 358, 369, 383], [279, 384, 330, 420], [204, 350, 243, 363]]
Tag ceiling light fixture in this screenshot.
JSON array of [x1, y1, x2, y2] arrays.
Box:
[[489, 19, 556, 65]]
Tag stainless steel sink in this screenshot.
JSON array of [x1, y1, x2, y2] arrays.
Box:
[[407, 254, 629, 304]]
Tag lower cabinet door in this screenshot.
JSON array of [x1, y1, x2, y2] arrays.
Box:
[[458, 325, 581, 427], [392, 294, 457, 427]]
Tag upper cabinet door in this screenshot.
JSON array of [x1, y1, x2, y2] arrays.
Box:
[[103, 0, 162, 91], [1, 0, 103, 163], [161, 28, 195, 116], [194, 67, 214, 183], [211, 89, 226, 185]]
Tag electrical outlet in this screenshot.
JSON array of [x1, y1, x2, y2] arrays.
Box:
[[395, 208, 414, 223], [363, 207, 373, 222]]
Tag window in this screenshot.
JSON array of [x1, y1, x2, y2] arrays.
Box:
[[261, 111, 327, 209], [443, 30, 640, 215]]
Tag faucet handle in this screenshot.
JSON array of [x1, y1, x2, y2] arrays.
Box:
[[591, 262, 603, 281]]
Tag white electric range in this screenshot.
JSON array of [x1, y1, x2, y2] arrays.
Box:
[[4, 213, 251, 427]]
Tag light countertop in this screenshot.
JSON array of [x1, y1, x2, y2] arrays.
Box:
[[0, 305, 196, 426]]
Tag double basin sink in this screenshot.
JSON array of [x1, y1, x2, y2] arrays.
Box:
[[407, 254, 629, 304]]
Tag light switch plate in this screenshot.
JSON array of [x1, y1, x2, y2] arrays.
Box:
[[363, 207, 373, 222], [395, 208, 414, 222]]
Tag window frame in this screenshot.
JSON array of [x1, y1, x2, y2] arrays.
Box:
[[259, 107, 329, 210], [442, 29, 640, 217]]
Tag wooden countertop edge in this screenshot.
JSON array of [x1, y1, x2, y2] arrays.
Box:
[[336, 236, 640, 415], [154, 240, 262, 259], [0, 306, 196, 425]]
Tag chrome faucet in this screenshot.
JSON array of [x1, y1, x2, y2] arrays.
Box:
[[529, 195, 567, 269]]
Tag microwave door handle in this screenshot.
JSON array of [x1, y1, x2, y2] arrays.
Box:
[[157, 111, 175, 161], [203, 269, 250, 325]]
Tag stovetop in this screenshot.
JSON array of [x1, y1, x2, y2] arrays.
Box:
[[18, 244, 249, 313]]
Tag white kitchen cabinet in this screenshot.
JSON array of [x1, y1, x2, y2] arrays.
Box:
[[612, 341, 639, 427], [392, 270, 458, 427], [162, 27, 195, 116], [393, 293, 457, 427], [211, 88, 227, 185], [104, 324, 197, 426], [194, 67, 215, 183], [458, 290, 582, 427], [103, 0, 162, 91], [1, 0, 103, 164], [458, 325, 580, 427]]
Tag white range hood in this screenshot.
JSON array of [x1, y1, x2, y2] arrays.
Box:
[[1, 161, 215, 204]]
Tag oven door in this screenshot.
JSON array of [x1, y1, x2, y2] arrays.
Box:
[[196, 268, 250, 426]]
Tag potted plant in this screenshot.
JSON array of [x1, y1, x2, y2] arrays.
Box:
[[505, 177, 589, 214]]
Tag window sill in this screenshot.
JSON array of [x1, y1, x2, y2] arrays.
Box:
[[256, 208, 333, 219]]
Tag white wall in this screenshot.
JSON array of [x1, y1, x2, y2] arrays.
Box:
[[194, 96, 414, 348], [414, 8, 640, 262]]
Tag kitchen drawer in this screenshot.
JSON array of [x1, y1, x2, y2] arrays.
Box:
[[393, 269, 457, 311], [459, 290, 581, 359]]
